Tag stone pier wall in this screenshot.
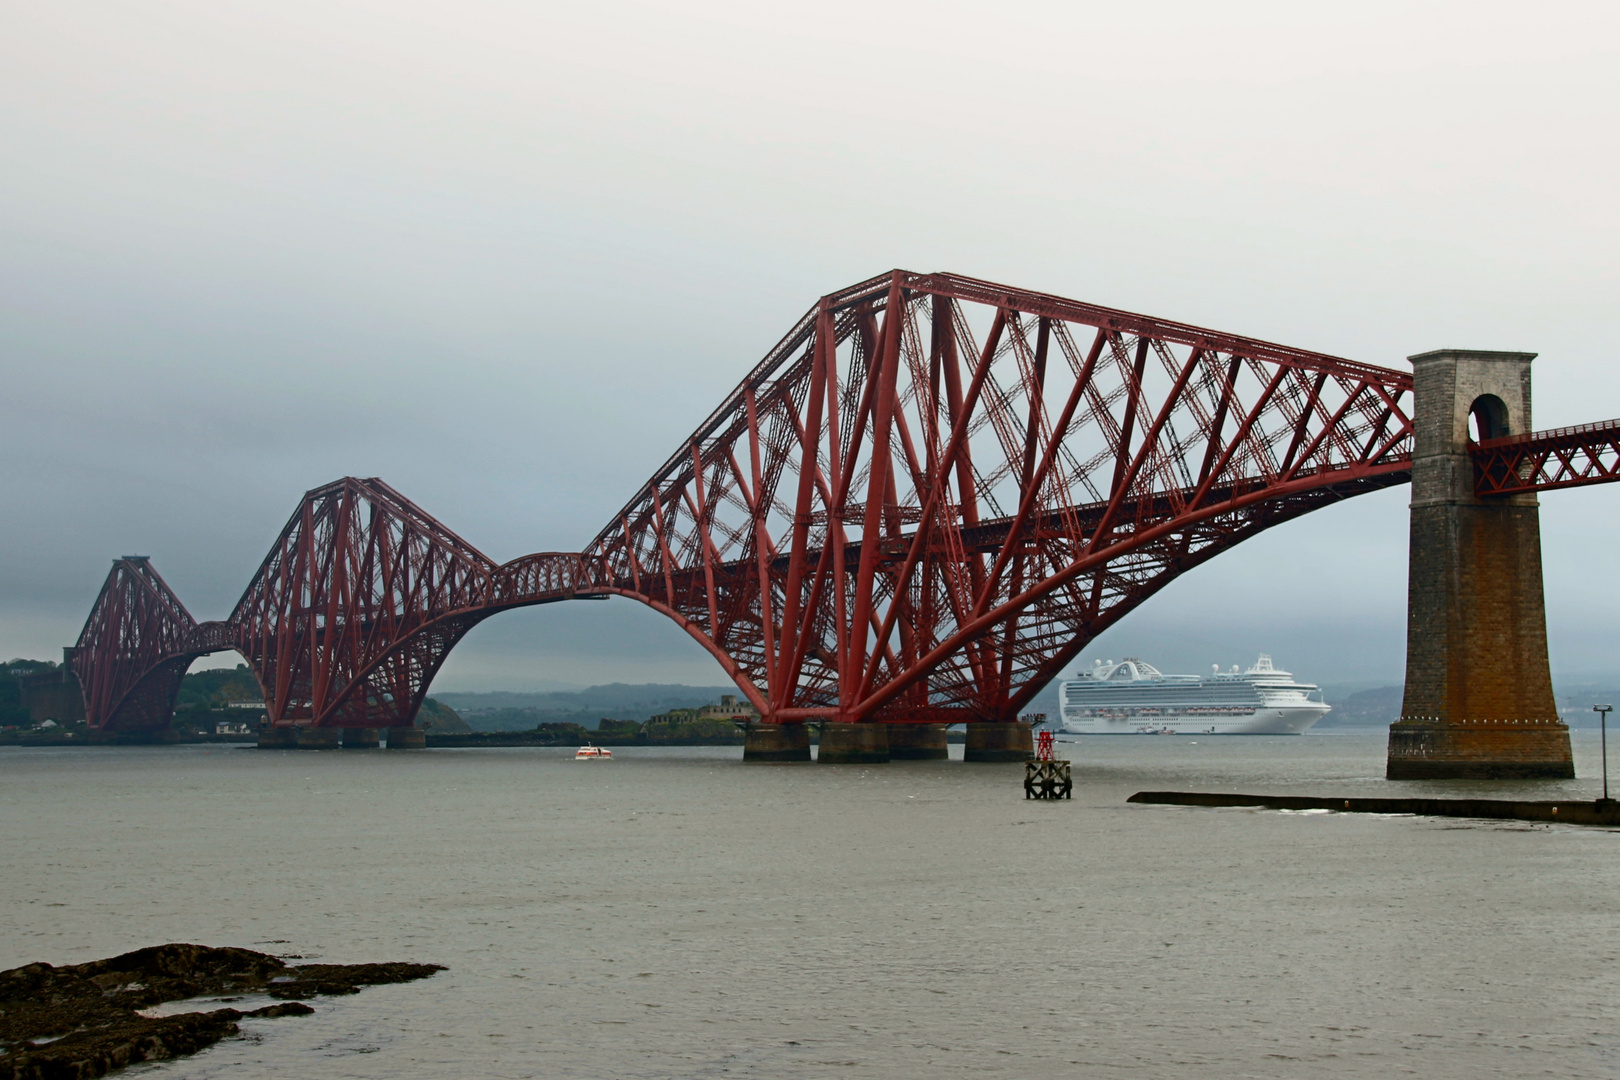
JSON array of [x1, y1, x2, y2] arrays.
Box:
[[1388, 349, 1572, 779]]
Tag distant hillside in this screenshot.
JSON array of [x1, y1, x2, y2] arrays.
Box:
[[1022, 681, 1061, 724], [1309, 681, 1620, 727], [433, 683, 741, 731], [417, 697, 471, 733], [1322, 685, 1403, 725], [438, 680, 1064, 731], [177, 666, 264, 708], [1554, 683, 1620, 726], [171, 666, 466, 731]]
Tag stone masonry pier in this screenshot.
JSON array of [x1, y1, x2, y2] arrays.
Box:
[[1387, 349, 1573, 779]]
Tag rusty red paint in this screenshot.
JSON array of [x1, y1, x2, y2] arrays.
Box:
[[72, 269, 1453, 732], [1472, 419, 1620, 497]]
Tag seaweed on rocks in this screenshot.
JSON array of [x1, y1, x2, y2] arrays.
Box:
[[0, 943, 442, 1079]]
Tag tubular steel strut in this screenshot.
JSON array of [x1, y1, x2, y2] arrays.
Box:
[[69, 269, 1611, 732]]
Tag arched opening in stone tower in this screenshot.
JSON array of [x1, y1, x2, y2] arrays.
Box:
[[1469, 393, 1511, 443]]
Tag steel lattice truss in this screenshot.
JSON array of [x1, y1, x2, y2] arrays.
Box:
[[1473, 419, 1620, 496], [76, 268, 1533, 732], [230, 478, 506, 728], [580, 271, 1417, 723], [68, 558, 202, 732]]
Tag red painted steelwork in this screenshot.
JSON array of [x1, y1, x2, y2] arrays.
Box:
[[580, 270, 1417, 725], [72, 269, 1437, 732], [233, 478, 498, 729], [71, 482, 594, 731], [69, 558, 207, 732], [1472, 419, 1620, 496]]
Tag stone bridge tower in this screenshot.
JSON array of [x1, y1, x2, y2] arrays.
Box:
[[1386, 349, 1574, 779]]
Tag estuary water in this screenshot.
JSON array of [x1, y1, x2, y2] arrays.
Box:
[[2, 729, 1618, 1079]]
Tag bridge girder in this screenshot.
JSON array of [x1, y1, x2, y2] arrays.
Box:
[[66, 268, 1615, 733]]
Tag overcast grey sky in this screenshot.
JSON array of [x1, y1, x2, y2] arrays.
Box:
[[4, 0, 1619, 691]]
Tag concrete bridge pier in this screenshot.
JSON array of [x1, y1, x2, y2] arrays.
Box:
[[1387, 349, 1574, 780], [386, 726, 426, 749], [295, 727, 341, 749], [964, 722, 1033, 762], [341, 727, 380, 749], [817, 723, 889, 764], [887, 724, 948, 759], [256, 726, 298, 749], [741, 722, 811, 762]]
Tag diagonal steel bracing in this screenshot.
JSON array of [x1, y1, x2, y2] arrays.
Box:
[[68, 269, 1612, 733]]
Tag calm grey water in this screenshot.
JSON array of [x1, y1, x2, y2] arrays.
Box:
[[3, 729, 1618, 1079]]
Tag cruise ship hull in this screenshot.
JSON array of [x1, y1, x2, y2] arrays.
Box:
[[1057, 655, 1330, 735], [1058, 707, 1325, 736]]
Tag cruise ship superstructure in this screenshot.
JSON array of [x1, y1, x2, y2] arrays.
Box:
[[1057, 655, 1329, 735]]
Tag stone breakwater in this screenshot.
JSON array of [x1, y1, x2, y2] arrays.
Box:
[[0, 943, 442, 1079], [1129, 790, 1620, 827]]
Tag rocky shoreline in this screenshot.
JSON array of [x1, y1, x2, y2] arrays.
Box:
[[0, 943, 441, 1078]]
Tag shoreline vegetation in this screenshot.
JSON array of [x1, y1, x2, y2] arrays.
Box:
[[3, 663, 769, 747], [0, 724, 750, 748], [0, 943, 441, 1079], [10, 659, 1620, 748], [0, 723, 978, 749]]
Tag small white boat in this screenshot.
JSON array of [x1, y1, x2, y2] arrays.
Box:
[[574, 744, 612, 760]]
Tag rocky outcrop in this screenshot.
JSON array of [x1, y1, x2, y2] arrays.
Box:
[[0, 943, 441, 1079]]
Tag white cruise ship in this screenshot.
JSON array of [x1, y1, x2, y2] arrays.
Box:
[[1056, 655, 1329, 735]]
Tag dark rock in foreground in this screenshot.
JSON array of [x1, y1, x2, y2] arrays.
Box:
[[0, 943, 442, 1079]]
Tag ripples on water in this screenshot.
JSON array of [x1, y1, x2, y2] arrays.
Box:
[[2, 730, 1617, 1079]]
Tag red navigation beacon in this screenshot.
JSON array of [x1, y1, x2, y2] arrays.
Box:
[[1036, 728, 1056, 762]]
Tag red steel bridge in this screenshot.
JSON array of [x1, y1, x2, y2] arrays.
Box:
[[64, 270, 1620, 735]]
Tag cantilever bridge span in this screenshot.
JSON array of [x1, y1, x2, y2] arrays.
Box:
[[62, 271, 1620, 761]]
